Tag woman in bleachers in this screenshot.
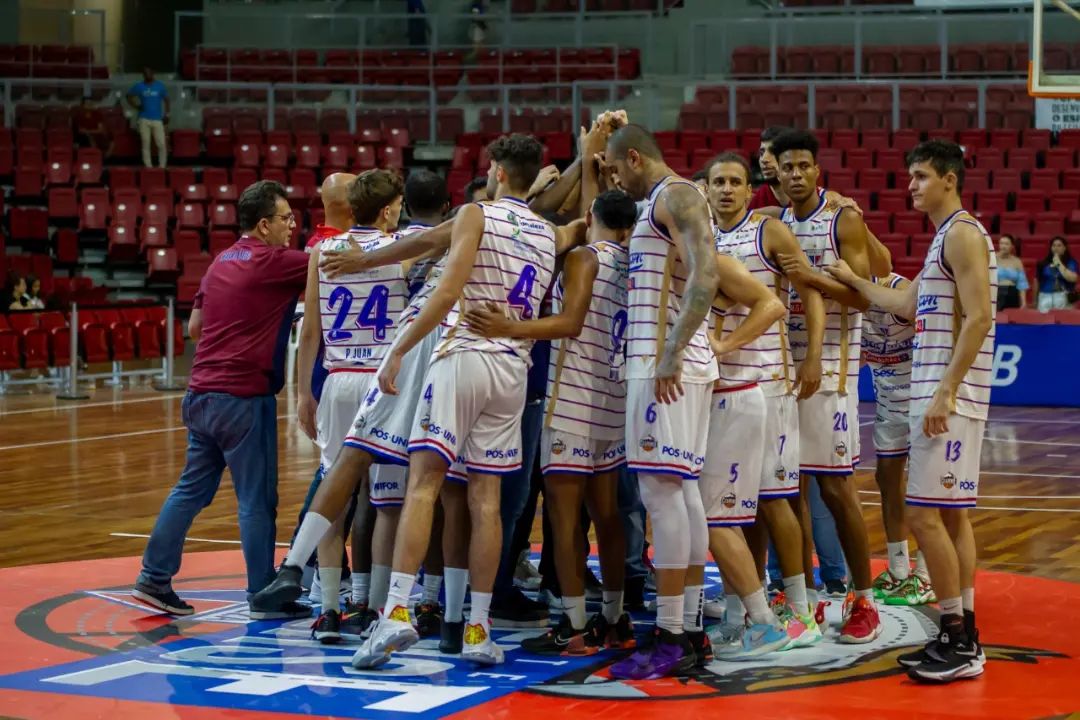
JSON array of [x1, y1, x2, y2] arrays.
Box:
[[24, 274, 46, 310], [1036, 236, 1079, 312], [4, 272, 30, 311], [996, 234, 1029, 311]]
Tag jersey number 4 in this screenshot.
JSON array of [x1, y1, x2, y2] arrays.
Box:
[[507, 265, 537, 319], [327, 285, 394, 343]]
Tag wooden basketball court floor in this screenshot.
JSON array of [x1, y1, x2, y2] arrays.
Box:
[[0, 381, 1077, 719]]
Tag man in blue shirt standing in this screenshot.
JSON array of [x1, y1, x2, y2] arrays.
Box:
[[126, 67, 169, 168]]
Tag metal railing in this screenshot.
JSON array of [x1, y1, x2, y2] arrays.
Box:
[[687, 11, 1038, 80], [0, 76, 1031, 142]]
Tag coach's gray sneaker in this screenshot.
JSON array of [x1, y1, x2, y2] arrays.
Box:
[[250, 564, 304, 613], [249, 600, 313, 621]]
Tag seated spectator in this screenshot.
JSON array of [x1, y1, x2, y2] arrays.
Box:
[[5, 272, 29, 310], [996, 234, 1029, 310], [74, 96, 111, 154], [24, 274, 46, 310], [1036, 236, 1079, 312]]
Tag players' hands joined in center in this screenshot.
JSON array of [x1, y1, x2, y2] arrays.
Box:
[[320, 247, 371, 278], [528, 165, 561, 200], [463, 302, 513, 338], [824, 259, 857, 286]]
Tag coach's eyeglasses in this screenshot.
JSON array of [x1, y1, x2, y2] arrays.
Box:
[[265, 212, 296, 224]]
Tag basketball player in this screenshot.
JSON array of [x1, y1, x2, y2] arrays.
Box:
[[464, 189, 638, 655], [770, 129, 882, 644], [826, 140, 994, 682], [353, 134, 583, 668], [703, 152, 827, 655], [862, 273, 935, 606], [251, 172, 426, 636], [294, 172, 358, 602], [591, 124, 718, 680]]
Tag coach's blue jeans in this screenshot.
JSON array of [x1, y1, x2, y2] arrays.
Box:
[[494, 398, 545, 597], [618, 467, 649, 580], [138, 391, 279, 596], [766, 477, 847, 584]]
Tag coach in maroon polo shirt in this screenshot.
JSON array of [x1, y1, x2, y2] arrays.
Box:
[[133, 180, 312, 619]]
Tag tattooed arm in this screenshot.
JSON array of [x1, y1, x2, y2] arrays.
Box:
[[650, 181, 721, 404]]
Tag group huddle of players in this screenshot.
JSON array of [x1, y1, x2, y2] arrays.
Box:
[[248, 110, 997, 686]]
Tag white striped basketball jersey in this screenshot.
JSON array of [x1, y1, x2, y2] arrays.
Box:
[[319, 226, 408, 371], [435, 197, 556, 365], [545, 241, 628, 441], [401, 222, 435, 299], [863, 273, 914, 423], [713, 211, 794, 396], [627, 176, 718, 383], [910, 211, 997, 421], [781, 194, 862, 394]]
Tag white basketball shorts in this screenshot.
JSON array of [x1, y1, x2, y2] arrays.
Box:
[[797, 390, 858, 475], [625, 378, 711, 479], [760, 393, 801, 498], [539, 427, 625, 475], [316, 370, 375, 474], [700, 384, 766, 526], [906, 412, 984, 509]]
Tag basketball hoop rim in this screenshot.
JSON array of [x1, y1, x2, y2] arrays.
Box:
[[1027, 61, 1080, 99]]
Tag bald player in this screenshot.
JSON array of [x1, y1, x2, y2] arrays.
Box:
[[294, 173, 367, 604]]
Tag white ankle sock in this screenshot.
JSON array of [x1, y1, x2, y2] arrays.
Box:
[[319, 567, 341, 612], [743, 589, 775, 626], [563, 595, 587, 630], [423, 573, 443, 604], [444, 567, 468, 622], [961, 587, 975, 612], [940, 596, 962, 617], [601, 590, 623, 623], [887, 541, 911, 579], [383, 571, 414, 615], [856, 588, 874, 601], [725, 593, 746, 622], [914, 551, 930, 580], [683, 584, 704, 632], [469, 591, 492, 628], [284, 513, 331, 568], [370, 564, 392, 611], [655, 594, 684, 634], [783, 575, 807, 612], [352, 572, 370, 606]]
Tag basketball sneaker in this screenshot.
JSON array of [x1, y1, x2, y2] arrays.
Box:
[[522, 616, 596, 656], [707, 613, 746, 653], [311, 609, 342, 644], [702, 593, 726, 619], [513, 550, 542, 591], [462, 621, 504, 665], [814, 600, 831, 631], [491, 588, 550, 628], [350, 605, 418, 669], [341, 600, 378, 637], [609, 627, 696, 680], [131, 584, 194, 616], [687, 630, 713, 667], [440, 619, 464, 655], [838, 595, 882, 644], [776, 604, 822, 650], [414, 601, 444, 637], [717, 620, 789, 661], [823, 578, 848, 598], [249, 600, 312, 621], [897, 638, 944, 668], [907, 629, 985, 683], [883, 575, 936, 606], [872, 569, 904, 601], [584, 611, 637, 650]]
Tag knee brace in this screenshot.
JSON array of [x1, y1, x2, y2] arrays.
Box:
[[638, 472, 690, 569], [681, 479, 710, 566]]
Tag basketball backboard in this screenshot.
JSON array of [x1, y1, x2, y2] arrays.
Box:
[[1029, 0, 1080, 97]]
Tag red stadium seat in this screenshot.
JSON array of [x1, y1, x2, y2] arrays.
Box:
[[144, 189, 174, 226], [106, 224, 138, 262], [173, 229, 202, 258], [74, 147, 102, 185], [79, 187, 110, 232], [146, 248, 180, 284], [209, 203, 238, 231], [47, 187, 78, 221], [176, 203, 206, 231], [264, 142, 290, 168], [171, 129, 201, 162], [140, 167, 167, 194], [178, 183, 207, 203], [139, 223, 168, 252], [234, 142, 261, 168], [112, 189, 142, 227]]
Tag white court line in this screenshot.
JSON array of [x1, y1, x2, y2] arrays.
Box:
[[987, 417, 1080, 425], [1048, 453, 1068, 458], [860, 501, 1079, 514], [0, 414, 293, 451], [110, 532, 289, 547], [857, 489, 1080, 501], [984, 437, 1080, 448], [0, 393, 186, 416]]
